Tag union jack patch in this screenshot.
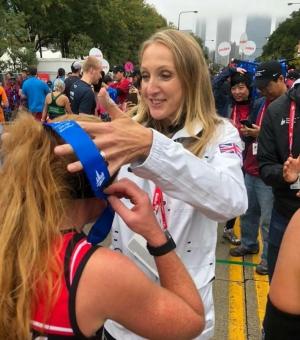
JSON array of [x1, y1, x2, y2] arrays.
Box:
[[219, 143, 242, 159]]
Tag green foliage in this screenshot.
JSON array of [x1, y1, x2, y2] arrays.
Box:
[[1, 0, 167, 67], [68, 34, 94, 59], [189, 32, 209, 62], [261, 10, 300, 61], [0, 6, 36, 71]]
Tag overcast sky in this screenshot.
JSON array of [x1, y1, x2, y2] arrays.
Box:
[[145, 0, 297, 49]]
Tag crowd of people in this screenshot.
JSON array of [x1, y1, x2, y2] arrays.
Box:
[[0, 28, 300, 339]]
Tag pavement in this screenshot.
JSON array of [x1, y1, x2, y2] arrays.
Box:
[[213, 220, 269, 340]]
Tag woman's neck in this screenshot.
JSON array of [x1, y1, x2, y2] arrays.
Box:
[[60, 198, 106, 233]]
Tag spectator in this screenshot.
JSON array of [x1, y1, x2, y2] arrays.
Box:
[[4, 76, 20, 115], [53, 67, 65, 89], [213, 67, 264, 246], [109, 65, 131, 110], [64, 61, 82, 100], [0, 85, 9, 123], [230, 61, 287, 275], [286, 69, 300, 89], [257, 66, 300, 281], [70, 56, 101, 115], [21, 66, 50, 120]]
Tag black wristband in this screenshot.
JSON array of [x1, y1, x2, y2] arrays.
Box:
[[147, 230, 176, 256]]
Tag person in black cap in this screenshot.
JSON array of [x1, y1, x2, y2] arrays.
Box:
[[109, 65, 131, 110], [254, 60, 286, 102], [230, 61, 287, 275], [64, 61, 82, 100], [257, 60, 300, 282]]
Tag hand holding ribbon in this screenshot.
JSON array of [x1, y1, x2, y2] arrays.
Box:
[[105, 179, 166, 247], [54, 88, 153, 175]]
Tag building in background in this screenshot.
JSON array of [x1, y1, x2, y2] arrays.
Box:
[[195, 17, 206, 42], [229, 41, 240, 61], [215, 16, 232, 66], [245, 15, 272, 60]]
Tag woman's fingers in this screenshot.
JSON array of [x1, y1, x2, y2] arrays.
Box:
[[67, 161, 83, 172], [105, 179, 144, 205], [54, 144, 74, 156], [98, 88, 127, 120], [107, 195, 132, 218]]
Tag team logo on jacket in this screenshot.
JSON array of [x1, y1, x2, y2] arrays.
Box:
[[219, 143, 242, 159], [281, 117, 289, 125]]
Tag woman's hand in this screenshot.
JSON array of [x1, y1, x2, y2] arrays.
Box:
[[240, 124, 260, 138], [105, 179, 166, 246], [54, 88, 153, 175]]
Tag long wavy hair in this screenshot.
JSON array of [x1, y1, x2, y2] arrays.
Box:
[[135, 29, 221, 156], [0, 113, 101, 339]]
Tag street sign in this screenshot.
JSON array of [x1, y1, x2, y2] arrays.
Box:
[[243, 40, 256, 56], [239, 32, 248, 54], [125, 61, 134, 73], [217, 42, 231, 57]]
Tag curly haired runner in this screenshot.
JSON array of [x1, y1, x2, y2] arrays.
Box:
[[0, 113, 205, 340]]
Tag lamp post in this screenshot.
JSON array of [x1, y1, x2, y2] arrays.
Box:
[[287, 2, 300, 5], [177, 10, 198, 30]]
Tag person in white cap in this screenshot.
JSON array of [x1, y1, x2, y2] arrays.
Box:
[[64, 60, 82, 100]]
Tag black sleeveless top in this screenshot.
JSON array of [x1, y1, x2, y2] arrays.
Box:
[[263, 296, 300, 340]]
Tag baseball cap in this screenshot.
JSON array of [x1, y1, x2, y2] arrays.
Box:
[[71, 61, 82, 72], [113, 65, 125, 73], [254, 61, 282, 89]]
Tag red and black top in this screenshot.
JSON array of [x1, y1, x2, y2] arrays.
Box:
[[31, 232, 102, 339]]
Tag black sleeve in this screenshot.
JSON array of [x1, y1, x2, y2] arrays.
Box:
[[257, 108, 286, 188], [78, 91, 95, 115]]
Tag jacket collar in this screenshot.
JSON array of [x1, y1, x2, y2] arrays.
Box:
[[172, 122, 203, 140]]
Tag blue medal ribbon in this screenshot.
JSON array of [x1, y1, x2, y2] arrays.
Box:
[[46, 120, 114, 245]]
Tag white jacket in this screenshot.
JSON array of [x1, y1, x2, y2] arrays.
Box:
[[105, 119, 248, 339]]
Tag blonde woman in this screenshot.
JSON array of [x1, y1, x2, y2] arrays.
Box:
[[56, 29, 248, 339], [42, 79, 72, 122], [0, 113, 205, 339]]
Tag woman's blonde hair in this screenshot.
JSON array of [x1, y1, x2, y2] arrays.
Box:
[[135, 29, 221, 156], [0, 113, 101, 339], [53, 78, 65, 92]]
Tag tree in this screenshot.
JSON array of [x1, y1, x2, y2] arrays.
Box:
[[2, 0, 167, 65], [261, 10, 300, 61], [189, 33, 209, 62], [0, 7, 36, 71], [68, 34, 94, 59]]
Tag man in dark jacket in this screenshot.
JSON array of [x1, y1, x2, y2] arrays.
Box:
[[230, 61, 287, 275], [257, 77, 300, 281]]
